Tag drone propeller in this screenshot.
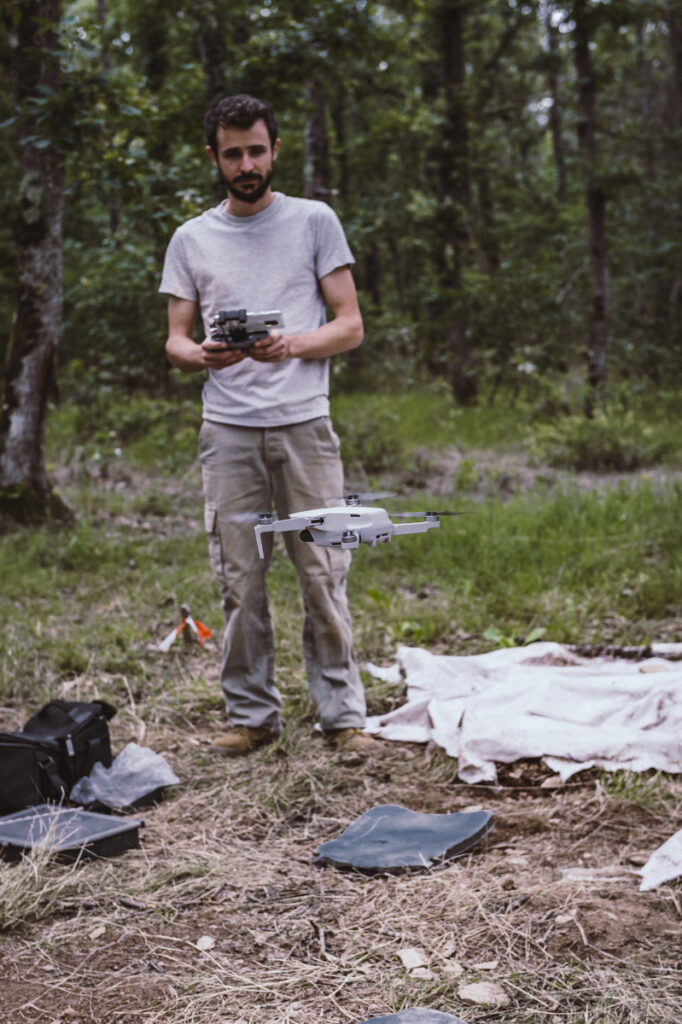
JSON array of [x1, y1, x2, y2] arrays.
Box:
[[389, 509, 466, 518], [217, 510, 275, 525], [328, 490, 396, 505]]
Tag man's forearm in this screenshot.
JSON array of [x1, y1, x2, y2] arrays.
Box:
[[287, 313, 363, 360], [166, 333, 206, 373]]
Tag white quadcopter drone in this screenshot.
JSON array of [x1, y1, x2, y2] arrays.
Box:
[[251, 494, 460, 558]]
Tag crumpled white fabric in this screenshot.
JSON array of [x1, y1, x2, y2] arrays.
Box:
[[365, 642, 682, 891], [365, 642, 682, 784], [639, 828, 682, 891]]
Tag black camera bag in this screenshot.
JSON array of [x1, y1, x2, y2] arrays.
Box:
[[0, 700, 116, 816], [0, 734, 68, 815]]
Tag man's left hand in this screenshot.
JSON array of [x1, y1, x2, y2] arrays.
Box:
[[249, 329, 290, 362]]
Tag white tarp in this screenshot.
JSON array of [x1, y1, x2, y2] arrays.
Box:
[[365, 642, 682, 785], [639, 828, 682, 891], [365, 642, 682, 891]]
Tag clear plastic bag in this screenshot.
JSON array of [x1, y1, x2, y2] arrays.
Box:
[[70, 741, 180, 810]]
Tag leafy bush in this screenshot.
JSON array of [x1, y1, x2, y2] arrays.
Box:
[[48, 391, 201, 473], [530, 412, 675, 471], [333, 400, 405, 475], [331, 387, 453, 477]]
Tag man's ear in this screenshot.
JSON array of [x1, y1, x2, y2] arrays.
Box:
[[273, 138, 281, 161], [206, 145, 218, 167]]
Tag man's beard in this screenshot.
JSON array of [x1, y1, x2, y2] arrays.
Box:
[[222, 166, 274, 204]]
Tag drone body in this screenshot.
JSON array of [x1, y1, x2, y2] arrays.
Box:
[[253, 504, 441, 558]]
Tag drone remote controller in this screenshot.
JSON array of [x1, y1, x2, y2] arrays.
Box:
[[209, 308, 285, 351]]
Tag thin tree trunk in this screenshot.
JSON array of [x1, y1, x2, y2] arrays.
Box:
[[663, 4, 682, 346], [439, 0, 475, 405], [477, 170, 499, 274], [304, 78, 331, 203], [635, 21, 656, 181], [330, 90, 349, 209], [664, 2, 682, 130], [0, 0, 71, 523], [546, 10, 567, 200], [387, 234, 407, 312], [194, 0, 227, 102], [365, 241, 383, 312], [97, 0, 120, 235], [572, 0, 609, 415]]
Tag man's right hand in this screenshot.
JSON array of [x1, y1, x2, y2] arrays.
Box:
[[166, 298, 249, 373], [200, 337, 247, 369]]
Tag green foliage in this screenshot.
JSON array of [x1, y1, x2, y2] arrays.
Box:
[[1, 387, 681, 710], [351, 476, 682, 655], [482, 625, 547, 648], [333, 398, 404, 476], [601, 770, 682, 815], [46, 389, 201, 474], [331, 384, 456, 477], [530, 410, 678, 472], [1, 0, 681, 398]]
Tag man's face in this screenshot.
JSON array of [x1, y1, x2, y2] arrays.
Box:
[[208, 120, 280, 205]]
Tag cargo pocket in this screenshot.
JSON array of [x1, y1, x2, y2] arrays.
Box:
[[204, 502, 225, 584], [204, 502, 217, 534], [310, 417, 342, 457]]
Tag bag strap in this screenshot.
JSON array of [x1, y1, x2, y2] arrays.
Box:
[[38, 753, 68, 800]]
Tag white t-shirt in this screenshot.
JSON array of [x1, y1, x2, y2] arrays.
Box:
[[159, 192, 355, 427]]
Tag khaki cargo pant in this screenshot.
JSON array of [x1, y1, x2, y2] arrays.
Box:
[[198, 417, 366, 733]]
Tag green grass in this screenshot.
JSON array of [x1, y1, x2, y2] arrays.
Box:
[[530, 410, 680, 471], [600, 770, 682, 815], [46, 392, 202, 476], [44, 382, 682, 479], [1, 386, 681, 1024], [349, 479, 682, 652], [1, 384, 681, 712], [330, 381, 533, 477]]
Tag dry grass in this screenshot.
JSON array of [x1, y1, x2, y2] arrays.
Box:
[[1, 697, 680, 1024], [4, 394, 682, 1021]]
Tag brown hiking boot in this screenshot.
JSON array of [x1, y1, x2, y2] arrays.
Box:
[[325, 727, 385, 754], [210, 725, 277, 757]]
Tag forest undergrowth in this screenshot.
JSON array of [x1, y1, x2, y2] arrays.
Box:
[[0, 385, 680, 1023]]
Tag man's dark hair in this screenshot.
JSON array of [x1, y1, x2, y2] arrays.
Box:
[[204, 94, 279, 154]]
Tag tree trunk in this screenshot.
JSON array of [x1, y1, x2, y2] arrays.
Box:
[[572, 0, 609, 415], [439, 0, 475, 404], [663, 4, 682, 347], [194, 0, 227, 102], [0, 0, 71, 524], [330, 89, 349, 209], [304, 78, 331, 204], [96, 0, 121, 236], [477, 170, 499, 274], [635, 21, 656, 181], [664, 2, 682, 131], [546, 9, 567, 200]]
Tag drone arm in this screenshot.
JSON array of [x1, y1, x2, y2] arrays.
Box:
[[273, 515, 314, 533], [254, 515, 319, 558], [392, 520, 440, 537]]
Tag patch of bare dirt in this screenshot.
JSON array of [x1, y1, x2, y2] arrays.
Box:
[[405, 445, 682, 502], [1, 729, 680, 1024]]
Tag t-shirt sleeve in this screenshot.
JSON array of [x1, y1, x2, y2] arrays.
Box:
[[159, 228, 198, 301], [313, 203, 355, 281]]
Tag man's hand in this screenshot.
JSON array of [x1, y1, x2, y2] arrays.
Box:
[[249, 329, 290, 363], [166, 297, 249, 373], [200, 337, 247, 369]]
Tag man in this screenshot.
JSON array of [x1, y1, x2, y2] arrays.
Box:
[[160, 94, 379, 757]]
